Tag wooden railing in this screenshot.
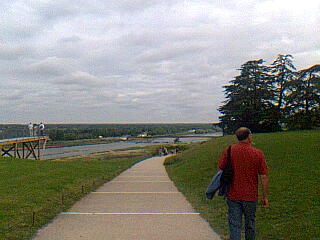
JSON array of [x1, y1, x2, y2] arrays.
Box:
[[0, 136, 49, 160]]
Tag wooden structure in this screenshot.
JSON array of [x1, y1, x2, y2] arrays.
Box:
[[0, 137, 49, 160]]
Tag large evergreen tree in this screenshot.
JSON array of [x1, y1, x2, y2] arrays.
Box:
[[269, 54, 296, 123], [218, 55, 319, 133], [286, 64, 320, 129], [219, 59, 275, 133]]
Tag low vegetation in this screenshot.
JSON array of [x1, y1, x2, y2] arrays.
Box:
[[165, 130, 320, 239], [0, 148, 155, 240]]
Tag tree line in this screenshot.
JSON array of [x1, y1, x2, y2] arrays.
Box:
[[219, 54, 320, 134], [47, 123, 216, 141], [0, 123, 219, 141]]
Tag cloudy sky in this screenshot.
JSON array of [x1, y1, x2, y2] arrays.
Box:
[[1, 0, 319, 123]]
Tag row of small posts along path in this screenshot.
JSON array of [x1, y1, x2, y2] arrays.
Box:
[[0, 136, 49, 160], [33, 156, 221, 240]]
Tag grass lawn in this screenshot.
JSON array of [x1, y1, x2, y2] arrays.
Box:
[[164, 130, 320, 240], [0, 148, 155, 240]]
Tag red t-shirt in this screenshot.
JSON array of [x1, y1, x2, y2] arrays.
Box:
[[218, 142, 268, 201]]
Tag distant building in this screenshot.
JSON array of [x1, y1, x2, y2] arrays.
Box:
[[137, 132, 148, 138], [120, 135, 130, 140], [188, 129, 196, 133]]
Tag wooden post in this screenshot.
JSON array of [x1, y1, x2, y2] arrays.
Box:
[[38, 139, 41, 160], [22, 143, 25, 158], [14, 143, 17, 158], [16, 143, 21, 158]]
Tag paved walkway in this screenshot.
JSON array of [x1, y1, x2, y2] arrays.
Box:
[[33, 156, 221, 240]]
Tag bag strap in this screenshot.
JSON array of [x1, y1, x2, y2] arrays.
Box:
[[226, 146, 232, 169]]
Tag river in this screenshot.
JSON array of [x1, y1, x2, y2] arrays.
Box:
[[43, 133, 222, 159]]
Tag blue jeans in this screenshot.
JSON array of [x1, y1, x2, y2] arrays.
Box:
[[227, 199, 257, 240]]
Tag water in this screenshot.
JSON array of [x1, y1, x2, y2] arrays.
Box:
[[43, 133, 222, 159]]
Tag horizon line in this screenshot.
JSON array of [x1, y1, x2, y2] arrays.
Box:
[[0, 122, 220, 125]]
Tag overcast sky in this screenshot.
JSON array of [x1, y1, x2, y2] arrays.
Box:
[[1, 0, 319, 123]]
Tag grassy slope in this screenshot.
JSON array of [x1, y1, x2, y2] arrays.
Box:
[[0, 149, 154, 240], [165, 130, 320, 240]]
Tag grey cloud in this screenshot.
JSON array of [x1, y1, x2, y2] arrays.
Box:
[[110, 0, 178, 13], [1, 92, 24, 101], [0, 44, 32, 60], [136, 42, 207, 63], [21, 57, 78, 77], [53, 71, 104, 88], [1, 2, 43, 41], [59, 36, 82, 43], [33, 0, 108, 21], [36, 1, 77, 21]]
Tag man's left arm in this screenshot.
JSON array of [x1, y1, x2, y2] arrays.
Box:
[[260, 174, 269, 208], [258, 151, 269, 208]]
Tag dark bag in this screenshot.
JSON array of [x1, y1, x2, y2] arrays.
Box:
[[220, 146, 233, 184]]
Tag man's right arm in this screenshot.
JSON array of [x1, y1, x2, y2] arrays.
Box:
[[260, 174, 269, 208]]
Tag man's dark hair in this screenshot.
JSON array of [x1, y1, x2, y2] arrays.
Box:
[[235, 127, 252, 141]]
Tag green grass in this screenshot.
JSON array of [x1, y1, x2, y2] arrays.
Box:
[[165, 130, 320, 240], [0, 149, 154, 240]]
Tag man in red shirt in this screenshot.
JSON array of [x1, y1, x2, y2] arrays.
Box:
[[218, 127, 269, 240]]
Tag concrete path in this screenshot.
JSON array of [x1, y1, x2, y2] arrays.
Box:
[[33, 156, 221, 240]]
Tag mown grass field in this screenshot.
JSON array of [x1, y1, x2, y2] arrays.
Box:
[[165, 130, 320, 240], [0, 147, 155, 240]]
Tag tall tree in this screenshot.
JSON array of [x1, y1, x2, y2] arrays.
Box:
[[269, 54, 296, 122], [219, 59, 275, 133], [286, 64, 320, 129]]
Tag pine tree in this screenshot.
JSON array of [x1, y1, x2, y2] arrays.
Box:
[[286, 64, 320, 129], [219, 59, 275, 133], [269, 54, 296, 123]]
